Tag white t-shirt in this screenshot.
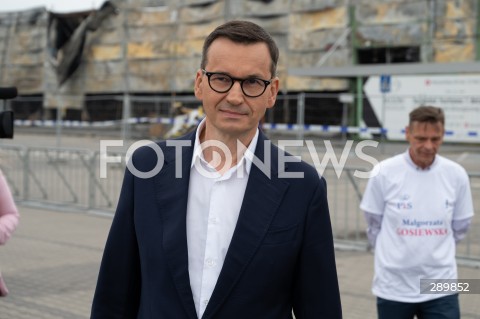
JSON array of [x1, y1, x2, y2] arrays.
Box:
[[360, 151, 474, 302]]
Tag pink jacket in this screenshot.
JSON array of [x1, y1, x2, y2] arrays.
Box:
[[0, 170, 19, 245]]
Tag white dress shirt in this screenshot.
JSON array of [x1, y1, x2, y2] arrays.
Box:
[[186, 120, 259, 318]]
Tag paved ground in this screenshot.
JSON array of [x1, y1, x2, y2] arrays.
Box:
[[0, 205, 479, 319]]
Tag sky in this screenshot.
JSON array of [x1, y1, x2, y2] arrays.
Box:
[[0, 0, 106, 13]]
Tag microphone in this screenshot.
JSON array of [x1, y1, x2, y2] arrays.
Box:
[[0, 87, 18, 99]]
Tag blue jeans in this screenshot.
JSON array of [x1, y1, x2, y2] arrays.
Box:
[[377, 294, 459, 319]]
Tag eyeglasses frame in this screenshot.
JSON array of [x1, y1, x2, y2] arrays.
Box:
[[201, 69, 272, 98]]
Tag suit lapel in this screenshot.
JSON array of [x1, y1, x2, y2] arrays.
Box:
[[202, 132, 289, 319], [155, 131, 197, 319]]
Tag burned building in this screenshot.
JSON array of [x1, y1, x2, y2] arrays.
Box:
[[0, 0, 478, 127]]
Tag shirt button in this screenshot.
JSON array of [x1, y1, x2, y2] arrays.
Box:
[[205, 258, 216, 268], [203, 299, 209, 306], [209, 217, 218, 224]]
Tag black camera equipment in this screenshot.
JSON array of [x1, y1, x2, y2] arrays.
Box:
[[0, 87, 17, 139]]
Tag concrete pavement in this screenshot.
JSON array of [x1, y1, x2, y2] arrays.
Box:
[[0, 205, 479, 318]]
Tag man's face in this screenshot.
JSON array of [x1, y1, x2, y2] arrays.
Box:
[[194, 37, 279, 140], [405, 121, 444, 168]]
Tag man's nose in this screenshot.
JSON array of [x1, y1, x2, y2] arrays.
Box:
[[424, 139, 435, 150], [226, 81, 244, 105]]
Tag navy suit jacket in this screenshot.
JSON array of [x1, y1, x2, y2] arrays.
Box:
[[91, 129, 342, 319]]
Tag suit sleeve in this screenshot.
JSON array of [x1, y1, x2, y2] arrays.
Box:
[[91, 167, 141, 319], [293, 177, 342, 319]]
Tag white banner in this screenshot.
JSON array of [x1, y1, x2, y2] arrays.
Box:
[[364, 74, 480, 143]]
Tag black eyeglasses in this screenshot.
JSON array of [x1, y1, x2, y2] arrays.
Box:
[[202, 69, 272, 98]]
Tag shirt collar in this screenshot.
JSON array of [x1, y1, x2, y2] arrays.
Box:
[[190, 118, 259, 175], [191, 119, 206, 168]]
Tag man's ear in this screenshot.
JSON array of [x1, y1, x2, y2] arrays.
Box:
[[266, 77, 280, 109], [405, 125, 410, 141], [194, 69, 204, 99]]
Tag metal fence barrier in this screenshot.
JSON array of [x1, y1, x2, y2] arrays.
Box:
[[1, 145, 479, 264], [11, 93, 480, 144]]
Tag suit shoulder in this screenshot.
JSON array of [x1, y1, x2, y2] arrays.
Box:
[[132, 132, 195, 159], [131, 140, 166, 159]]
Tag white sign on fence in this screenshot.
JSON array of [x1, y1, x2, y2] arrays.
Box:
[[364, 74, 480, 143]]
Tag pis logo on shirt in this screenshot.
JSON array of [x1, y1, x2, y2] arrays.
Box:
[[396, 194, 413, 210]]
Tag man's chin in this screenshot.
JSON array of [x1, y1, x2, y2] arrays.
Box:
[[217, 124, 257, 136], [419, 156, 435, 167]]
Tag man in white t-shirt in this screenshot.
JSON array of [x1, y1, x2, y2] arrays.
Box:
[[360, 106, 474, 319]]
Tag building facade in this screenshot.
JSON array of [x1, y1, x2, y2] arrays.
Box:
[[0, 0, 479, 124]]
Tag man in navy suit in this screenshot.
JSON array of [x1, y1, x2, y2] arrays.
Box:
[[91, 20, 342, 319]]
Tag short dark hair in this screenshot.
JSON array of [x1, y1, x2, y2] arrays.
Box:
[[200, 20, 279, 78], [409, 106, 445, 126]]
